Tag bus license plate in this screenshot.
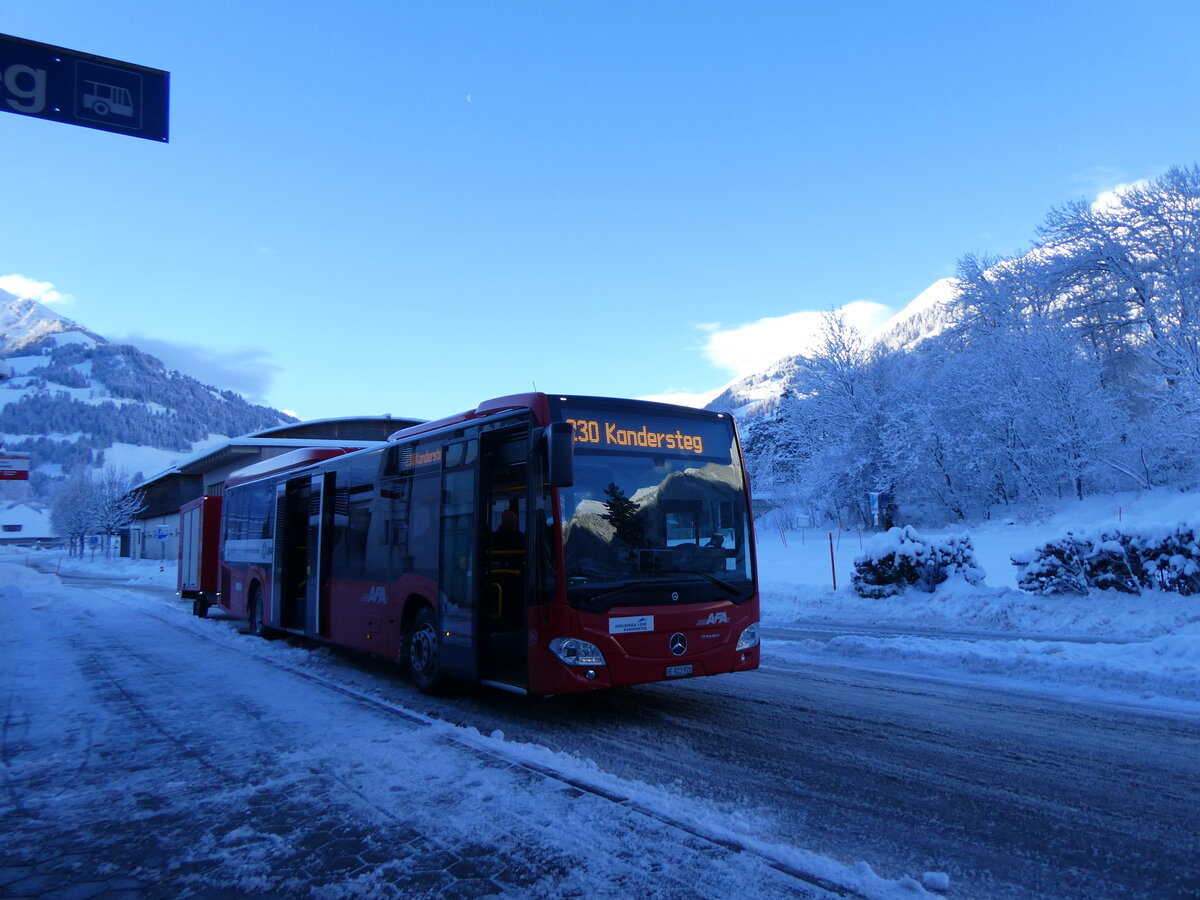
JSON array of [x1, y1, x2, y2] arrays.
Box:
[[665, 664, 693, 678]]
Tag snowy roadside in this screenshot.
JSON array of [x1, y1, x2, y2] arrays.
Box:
[[759, 560, 1200, 712], [746, 488, 1200, 713]]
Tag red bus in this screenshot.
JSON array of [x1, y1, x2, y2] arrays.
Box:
[[208, 393, 759, 696]]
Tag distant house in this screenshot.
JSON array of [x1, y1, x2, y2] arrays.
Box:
[[0, 501, 55, 544], [128, 415, 422, 561]]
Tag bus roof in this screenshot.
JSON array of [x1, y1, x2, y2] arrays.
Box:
[[224, 445, 372, 489], [384, 392, 729, 444], [386, 393, 552, 442]]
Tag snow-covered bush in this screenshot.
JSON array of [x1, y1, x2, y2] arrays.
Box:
[[1014, 523, 1200, 595], [1011, 535, 1089, 595], [1086, 531, 1144, 594], [852, 526, 985, 598], [1136, 524, 1200, 595]]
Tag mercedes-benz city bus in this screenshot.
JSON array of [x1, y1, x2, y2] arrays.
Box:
[[208, 393, 759, 696]]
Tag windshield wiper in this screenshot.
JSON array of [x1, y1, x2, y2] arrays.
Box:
[[673, 570, 741, 596]]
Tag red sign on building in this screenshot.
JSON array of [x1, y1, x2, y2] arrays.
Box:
[[0, 453, 31, 480]]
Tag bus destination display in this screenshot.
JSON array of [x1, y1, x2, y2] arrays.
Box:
[[560, 408, 731, 459]]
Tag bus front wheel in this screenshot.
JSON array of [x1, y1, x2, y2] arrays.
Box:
[[407, 606, 444, 694]]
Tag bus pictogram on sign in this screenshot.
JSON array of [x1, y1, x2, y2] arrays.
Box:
[[0, 33, 167, 142]]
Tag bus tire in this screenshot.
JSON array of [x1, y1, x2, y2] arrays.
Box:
[[406, 606, 444, 694], [248, 585, 266, 637]]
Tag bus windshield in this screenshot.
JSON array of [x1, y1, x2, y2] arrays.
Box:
[[559, 437, 754, 611]]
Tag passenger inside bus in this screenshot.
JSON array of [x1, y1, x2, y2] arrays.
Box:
[[486, 505, 525, 629], [492, 508, 523, 551]]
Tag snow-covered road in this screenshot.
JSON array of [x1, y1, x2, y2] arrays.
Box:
[[5, 557, 1198, 898], [0, 563, 918, 900]]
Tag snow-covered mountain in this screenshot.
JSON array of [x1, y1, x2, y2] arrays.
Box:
[[0, 288, 295, 498], [870, 277, 961, 353], [707, 277, 962, 420], [0, 293, 106, 354]]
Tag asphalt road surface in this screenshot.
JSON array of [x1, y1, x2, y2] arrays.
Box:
[[417, 631, 1200, 899]]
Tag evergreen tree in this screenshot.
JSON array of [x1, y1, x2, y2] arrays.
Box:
[[601, 482, 646, 554]]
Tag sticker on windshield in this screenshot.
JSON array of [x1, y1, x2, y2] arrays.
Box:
[[609, 615, 654, 634]]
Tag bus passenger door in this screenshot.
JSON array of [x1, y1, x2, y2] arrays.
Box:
[[479, 431, 529, 690], [306, 472, 334, 638], [272, 478, 309, 632]]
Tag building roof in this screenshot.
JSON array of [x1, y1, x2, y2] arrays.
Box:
[[138, 437, 388, 489], [0, 501, 54, 539]]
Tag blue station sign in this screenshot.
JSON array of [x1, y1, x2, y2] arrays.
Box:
[[0, 33, 168, 142]]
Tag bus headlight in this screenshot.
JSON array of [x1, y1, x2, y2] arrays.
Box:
[[735, 622, 759, 652], [549, 637, 607, 667]]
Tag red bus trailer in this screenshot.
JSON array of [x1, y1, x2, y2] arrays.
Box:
[[178, 494, 222, 617], [209, 393, 759, 696]]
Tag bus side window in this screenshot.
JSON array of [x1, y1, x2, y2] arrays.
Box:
[[379, 475, 410, 569], [407, 468, 440, 580]]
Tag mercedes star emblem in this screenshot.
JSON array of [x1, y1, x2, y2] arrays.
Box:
[[669, 632, 687, 656]]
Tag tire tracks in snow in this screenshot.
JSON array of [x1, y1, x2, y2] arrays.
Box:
[[87, 583, 873, 900]]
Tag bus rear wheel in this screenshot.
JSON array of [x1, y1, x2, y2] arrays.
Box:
[[248, 585, 266, 637], [406, 606, 444, 694]]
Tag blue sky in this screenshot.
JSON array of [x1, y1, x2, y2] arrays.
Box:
[[3, 1, 1199, 421]]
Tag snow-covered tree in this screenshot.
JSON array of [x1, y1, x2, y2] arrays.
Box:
[[50, 473, 100, 557], [49, 466, 144, 557], [739, 165, 1200, 526], [92, 467, 145, 556]]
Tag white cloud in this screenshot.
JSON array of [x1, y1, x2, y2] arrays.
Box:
[[636, 387, 726, 409], [701, 300, 896, 379], [0, 274, 74, 305], [1091, 180, 1150, 212]]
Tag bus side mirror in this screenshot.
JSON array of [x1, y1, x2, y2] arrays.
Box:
[[545, 421, 575, 487]]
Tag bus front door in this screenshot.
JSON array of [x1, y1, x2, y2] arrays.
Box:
[[479, 431, 529, 690]]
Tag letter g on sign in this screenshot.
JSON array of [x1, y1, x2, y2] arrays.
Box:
[[3, 64, 46, 113]]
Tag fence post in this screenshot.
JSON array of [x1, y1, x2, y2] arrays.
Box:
[[828, 532, 837, 591]]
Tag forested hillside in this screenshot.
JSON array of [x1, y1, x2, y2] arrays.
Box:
[[0, 301, 294, 500], [741, 165, 1200, 527]]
